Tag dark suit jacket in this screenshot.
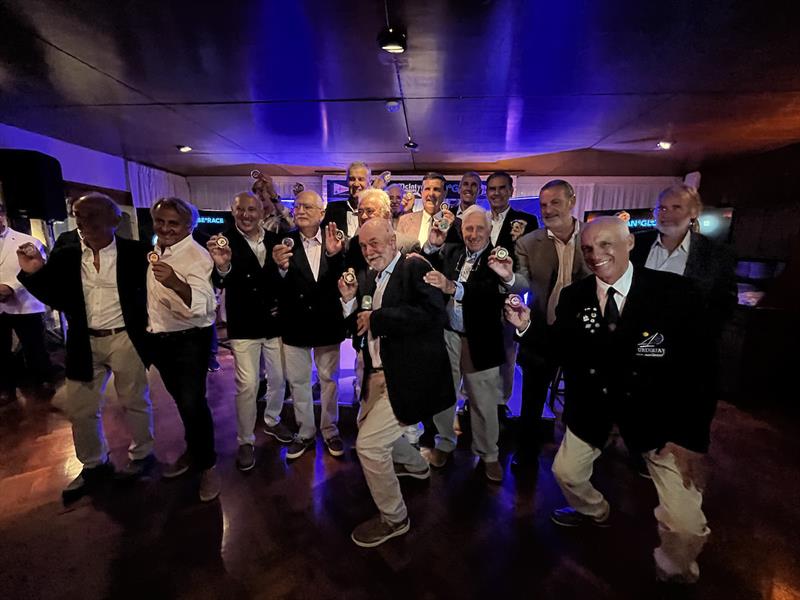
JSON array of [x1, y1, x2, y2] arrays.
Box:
[[494, 207, 538, 260], [18, 231, 150, 382], [514, 223, 591, 359], [630, 230, 737, 336], [322, 199, 357, 236], [275, 228, 346, 347], [542, 267, 712, 453], [346, 255, 455, 424], [211, 227, 281, 340], [426, 243, 506, 371]]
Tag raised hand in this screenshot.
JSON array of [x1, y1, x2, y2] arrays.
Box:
[[423, 270, 455, 294], [324, 222, 344, 255], [206, 235, 233, 270], [503, 296, 530, 331], [16, 242, 45, 274], [272, 242, 293, 270], [487, 249, 514, 282]]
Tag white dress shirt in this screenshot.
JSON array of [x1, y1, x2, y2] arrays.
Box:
[[80, 238, 125, 329], [595, 262, 634, 316], [342, 251, 402, 369], [546, 219, 580, 325], [645, 230, 691, 276], [417, 212, 433, 247], [302, 228, 323, 281], [238, 226, 267, 267], [147, 234, 216, 333], [0, 227, 46, 315], [490, 206, 511, 245], [345, 202, 360, 238]]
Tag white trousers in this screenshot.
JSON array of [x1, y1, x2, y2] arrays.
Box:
[[356, 372, 428, 524], [229, 336, 285, 445], [553, 427, 710, 581], [56, 331, 153, 468], [433, 330, 501, 462], [283, 343, 340, 441]]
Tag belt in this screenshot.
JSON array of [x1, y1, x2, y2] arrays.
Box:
[[148, 326, 209, 339], [367, 367, 384, 374], [88, 326, 126, 338]]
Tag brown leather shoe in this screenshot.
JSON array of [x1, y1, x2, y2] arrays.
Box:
[[199, 467, 221, 502]]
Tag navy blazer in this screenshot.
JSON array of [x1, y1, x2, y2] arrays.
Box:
[[426, 243, 507, 371], [211, 226, 282, 340], [274, 228, 346, 348], [346, 255, 455, 424], [544, 267, 712, 453], [494, 207, 538, 261], [18, 231, 151, 382]]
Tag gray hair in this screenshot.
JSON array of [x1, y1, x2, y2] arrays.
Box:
[[357, 188, 392, 218], [461, 204, 492, 228], [75, 192, 122, 219], [151, 196, 199, 229], [347, 161, 372, 180], [656, 184, 703, 212]]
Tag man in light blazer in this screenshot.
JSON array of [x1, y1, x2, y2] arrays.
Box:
[[396, 172, 461, 247], [512, 179, 590, 467]]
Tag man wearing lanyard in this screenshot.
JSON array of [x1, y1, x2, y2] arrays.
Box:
[[147, 197, 219, 502], [340, 218, 454, 547]]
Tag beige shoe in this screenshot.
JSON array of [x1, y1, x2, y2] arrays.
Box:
[[199, 466, 220, 502], [484, 460, 504, 483]]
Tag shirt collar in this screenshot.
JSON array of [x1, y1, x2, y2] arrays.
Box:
[[0, 227, 9, 239], [492, 206, 511, 221], [377, 251, 402, 281], [596, 262, 634, 299], [157, 233, 193, 256], [655, 229, 691, 254], [236, 226, 264, 245], [301, 228, 323, 245], [466, 243, 489, 262], [81, 237, 117, 255], [546, 218, 579, 243]]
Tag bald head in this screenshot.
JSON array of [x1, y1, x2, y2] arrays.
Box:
[[580, 217, 634, 284]]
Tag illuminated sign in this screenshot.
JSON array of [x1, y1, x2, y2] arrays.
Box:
[[197, 216, 226, 224]]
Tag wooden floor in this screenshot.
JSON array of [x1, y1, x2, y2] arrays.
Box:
[[1, 343, 799, 600]]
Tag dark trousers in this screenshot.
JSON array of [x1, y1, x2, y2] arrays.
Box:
[[0, 312, 52, 392], [518, 347, 558, 454], [149, 326, 216, 469]]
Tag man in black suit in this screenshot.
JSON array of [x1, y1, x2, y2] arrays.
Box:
[[507, 217, 712, 584], [340, 218, 454, 547], [208, 192, 292, 472], [630, 184, 737, 339], [323, 161, 370, 238], [422, 205, 526, 481], [486, 171, 539, 418], [17, 193, 154, 498], [272, 191, 347, 460]]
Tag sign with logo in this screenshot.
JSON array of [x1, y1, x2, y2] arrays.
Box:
[[636, 331, 666, 357]]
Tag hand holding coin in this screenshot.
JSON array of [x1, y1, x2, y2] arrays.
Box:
[[488, 247, 514, 281], [206, 235, 232, 269], [16, 242, 45, 273], [272, 238, 294, 270], [338, 268, 358, 301], [324, 222, 344, 255]]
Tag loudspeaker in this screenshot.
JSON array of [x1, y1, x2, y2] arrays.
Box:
[[0, 149, 66, 220]]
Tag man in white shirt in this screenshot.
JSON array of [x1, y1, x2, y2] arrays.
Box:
[[16, 193, 154, 499], [147, 197, 220, 502], [0, 204, 52, 404], [455, 171, 482, 217], [324, 161, 371, 239], [396, 172, 451, 247], [272, 191, 347, 460], [208, 192, 292, 472]]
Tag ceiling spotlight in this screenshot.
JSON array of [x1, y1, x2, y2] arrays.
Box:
[[385, 99, 401, 113], [177, 145, 193, 153], [657, 140, 673, 150], [378, 26, 407, 54], [403, 139, 418, 151]]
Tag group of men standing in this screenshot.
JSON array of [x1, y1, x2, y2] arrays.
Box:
[[2, 162, 734, 585]]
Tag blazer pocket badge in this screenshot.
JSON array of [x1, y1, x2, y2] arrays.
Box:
[[637, 331, 665, 357], [580, 307, 600, 334]]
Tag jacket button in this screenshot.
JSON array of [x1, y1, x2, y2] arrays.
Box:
[[632, 371, 638, 376], [601, 387, 608, 394], [589, 368, 596, 375]]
